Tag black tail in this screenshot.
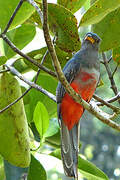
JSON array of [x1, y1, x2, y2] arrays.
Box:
[[60, 120, 80, 179]]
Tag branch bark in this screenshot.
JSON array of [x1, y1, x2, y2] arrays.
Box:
[[0, 34, 56, 78], [5, 64, 56, 102], [93, 94, 120, 112], [102, 52, 120, 104]]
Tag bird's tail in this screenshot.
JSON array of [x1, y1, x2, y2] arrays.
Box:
[[61, 120, 80, 179]]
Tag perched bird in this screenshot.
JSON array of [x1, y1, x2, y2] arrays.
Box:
[[56, 32, 101, 179]]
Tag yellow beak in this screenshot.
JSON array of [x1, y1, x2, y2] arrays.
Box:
[[85, 36, 95, 44]]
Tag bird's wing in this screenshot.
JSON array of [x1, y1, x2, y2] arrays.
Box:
[[56, 56, 81, 104]]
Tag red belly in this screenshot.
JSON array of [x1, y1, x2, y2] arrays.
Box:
[[61, 74, 97, 130]]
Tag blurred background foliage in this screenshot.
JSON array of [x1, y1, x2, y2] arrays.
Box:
[[0, 0, 120, 180]]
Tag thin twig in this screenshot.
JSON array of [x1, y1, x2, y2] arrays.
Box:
[[102, 53, 120, 103], [0, 34, 57, 78], [3, 0, 24, 34], [27, 0, 43, 24], [5, 64, 56, 102], [95, 92, 120, 107], [0, 88, 30, 114], [0, 69, 9, 73], [112, 64, 119, 77], [90, 101, 120, 131], [106, 92, 120, 104], [93, 94, 120, 112], [108, 56, 112, 63]]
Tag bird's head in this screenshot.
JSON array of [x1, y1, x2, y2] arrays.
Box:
[[83, 32, 101, 50]]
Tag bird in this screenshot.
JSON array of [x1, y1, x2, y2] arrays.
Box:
[[56, 32, 101, 179]]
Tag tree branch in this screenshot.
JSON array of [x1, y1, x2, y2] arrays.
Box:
[[102, 53, 120, 104], [5, 64, 56, 102], [0, 34, 57, 78], [95, 92, 120, 106], [27, 0, 43, 24], [112, 64, 119, 77], [0, 87, 30, 114], [90, 101, 120, 131], [93, 94, 120, 112], [0, 69, 9, 73], [106, 92, 120, 104]]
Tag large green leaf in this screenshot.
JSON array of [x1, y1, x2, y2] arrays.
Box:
[[27, 155, 47, 180], [0, 0, 35, 31], [3, 24, 36, 59], [112, 47, 120, 64], [51, 149, 109, 180], [33, 101, 49, 138], [23, 46, 72, 71], [57, 0, 87, 13], [80, 0, 120, 27], [48, 3, 81, 52], [34, 3, 81, 52], [92, 8, 120, 51], [26, 73, 57, 122], [0, 72, 30, 167], [4, 160, 28, 180]]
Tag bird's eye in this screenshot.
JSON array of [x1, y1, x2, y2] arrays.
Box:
[[96, 39, 100, 43]]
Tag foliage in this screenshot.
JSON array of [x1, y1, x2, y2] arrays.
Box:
[[0, 0, 120, 179]]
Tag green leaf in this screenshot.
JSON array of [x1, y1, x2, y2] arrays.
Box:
[[27, 155, 47, 180], [46, 130, 60, 147], [35, 2, 81, 52], [3, 24, 36, 59], [0, 0, 35, 31], [112, 47, 120, 64], [30, 122, 61, 147], [44, 118, 60, 138], [48, 3, 81, 52], [4, 160, 28, 180], [13, 59, 30, 73], [0, 56, 7, 66], [57, 0, 87, 13], [33, 101, 49, 138], [0, 72, 30, 167], [80, 0, 120, 27], [23, 46, 72, 71], [92, 8, 120, 51], [50, 149, 109, 180], [78, 156, 109, 180], [26, 73, 57, 122]]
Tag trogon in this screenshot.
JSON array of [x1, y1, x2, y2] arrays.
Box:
[[56, 32, 101, 179]]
